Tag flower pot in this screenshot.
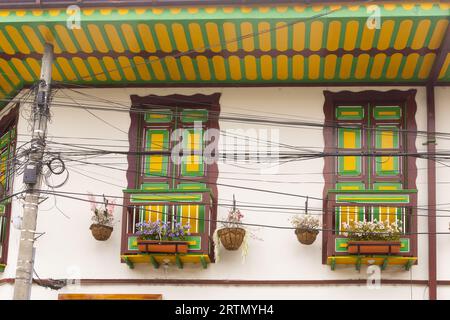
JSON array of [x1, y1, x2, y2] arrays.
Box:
[[137, 240, 189, 254], [347, 241, 401, 254], [90, 224, 113, 241], [217, 227, 246, 250], [295, 228, 319, 245]]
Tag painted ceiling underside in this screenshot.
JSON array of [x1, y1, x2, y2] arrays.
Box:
[[0, 2, 449, 108]]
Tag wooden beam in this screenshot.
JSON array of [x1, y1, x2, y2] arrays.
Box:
[[150, 256, 159, 269], [426, 85, 437, 300], [428, 23, 450, 85], [175, 254, 183, 269], [199, 256, 208, 269], [123, 257, 134, 269], [58, 294, 162, 300]]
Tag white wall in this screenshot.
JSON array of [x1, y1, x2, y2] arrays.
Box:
[[0, 86, 449, 300]]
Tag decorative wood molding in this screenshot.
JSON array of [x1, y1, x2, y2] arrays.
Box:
[[58, 294, 162, 300]]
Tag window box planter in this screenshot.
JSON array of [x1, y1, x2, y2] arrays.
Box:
[[137, 240, 189, 254], [347, 241, 401, 255]]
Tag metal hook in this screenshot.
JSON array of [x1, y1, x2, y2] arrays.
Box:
[[305, 196, 309, 214]]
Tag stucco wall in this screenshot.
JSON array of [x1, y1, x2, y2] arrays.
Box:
[[1, 86, 449, 300]]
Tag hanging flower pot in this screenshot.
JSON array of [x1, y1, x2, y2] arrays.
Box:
[[137, 240, 189, 254], [217, 227, 246, 250], [295, 228, 319, 245], [90, 223, 113, 241]]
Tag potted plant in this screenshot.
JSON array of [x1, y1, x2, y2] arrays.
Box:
[[290, 214, 320, 245], [342, 220, 402, 254], [215, 207, 246, 251], [87, 192, 115, 241], [135, 220, 191, 254]]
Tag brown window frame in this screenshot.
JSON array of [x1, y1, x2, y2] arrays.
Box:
[[322, 90, 418, 263]]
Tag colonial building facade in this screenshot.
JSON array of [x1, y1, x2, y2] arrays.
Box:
[[0, 0, 449, 300]]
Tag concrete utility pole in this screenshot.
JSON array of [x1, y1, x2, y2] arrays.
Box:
[[13, 43, 53, 300]]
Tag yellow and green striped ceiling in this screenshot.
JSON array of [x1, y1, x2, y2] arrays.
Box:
[[0, 2, 449, 107]]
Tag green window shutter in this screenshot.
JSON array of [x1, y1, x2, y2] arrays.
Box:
[[144, 129, 170, 177], [181, 128, 204, 177], [373, 106, 401, 120], [181, 109, 208, 123], [144, 109, 173, 123], [336, 106, 364, 120]]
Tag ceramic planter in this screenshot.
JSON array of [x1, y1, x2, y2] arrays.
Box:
[[137, 240, 189, 254], [347, 240, 401, 254]]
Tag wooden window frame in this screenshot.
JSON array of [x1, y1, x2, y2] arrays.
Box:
[[0, 106, 19, 267], [120, 93, 221, 259], [322, 90, 418, 263]]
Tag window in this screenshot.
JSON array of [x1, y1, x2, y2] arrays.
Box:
[[0, 106, 18, 269], [322, 90, 418, 262], [121, 94, 220, 262]]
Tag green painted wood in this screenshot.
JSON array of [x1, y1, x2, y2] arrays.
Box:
[[150, 255, 160, 269], [123, 257, 134, 269], [200, 256, 208, 269], [175, 254, 183, 269]]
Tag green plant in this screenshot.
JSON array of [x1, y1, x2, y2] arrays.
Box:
[[342, 220, 402, 241]]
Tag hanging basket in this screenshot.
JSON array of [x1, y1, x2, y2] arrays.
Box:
[[295, 228, 319, 245], [90, 224, 113, 241], [217, 227, 246, 250]]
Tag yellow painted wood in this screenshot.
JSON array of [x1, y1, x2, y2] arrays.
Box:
[[118, 56, 137, 81], [418, 53, 436, 79], [104, 24, 125, 53], [189, 23, 205, 52], [121, 24, 140, 53], [0, 30, 15, 54], [411, 19, 431, 49], [86, 24, 109, 53], [122, 254, 211, 264], [172, 23, 189, 52], [275, 22, 288, 52], [244, 55, 257, 80], [324, 55, 337, 80], [228, 56, 242, 80], [205, 22, 222, 52], [402, 53, 420, 79], [212, 55, 226, 81], [165, 56, 181, 81], [56, 57, 77, 81], [386, 53, 403, 79], [25, 58, 39, 78], [292, 22, 305, 51], [196, 56, 211, 80], [10, 58, 33, 82], [344, 20, 359, 51], [394, 20, 413, 50], [21, 25, 44, 53], [326, 21, 341, 51], [0, 58, 20, 86], [339, 54, 353, 79], [327, 256, 417, 266], [308, 55, 320, 80], [148, 56, 166, 81], [310, 21, 323, 52], [292, 55, 304, 80], [137, 24, 157, 53], [377, 20, 395, 50], [0, 73, 12, 93], [276, 55, 288, 80], [155, 24, 172, 53], [72, 28, 94, 53], [258, 22, 271, 52], [241, 22, 255, 52], [5, 25, 30, 54], [429, 19, 449, 49], [179, 56, 196, 81], [438, 54, 450, 79], [360, 24, 375, 51], [73, 57, 93, 81], [223, 22, 238, 52], [103, 56, 122, 81], [370, 53, 387, 79], [260, 55, 273, 80], [355, 54, 370, 79], [87, 57, 107, 81]]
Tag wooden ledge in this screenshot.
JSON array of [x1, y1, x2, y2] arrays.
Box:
[[327, 256, 417, 271], [121, 254, 210, 270]]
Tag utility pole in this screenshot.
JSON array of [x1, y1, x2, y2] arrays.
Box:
[[13, 43, 53, 300]]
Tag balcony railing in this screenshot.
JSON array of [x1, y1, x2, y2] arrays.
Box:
[[120, 188, 215, 267], [323, 189, 418, 270]]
